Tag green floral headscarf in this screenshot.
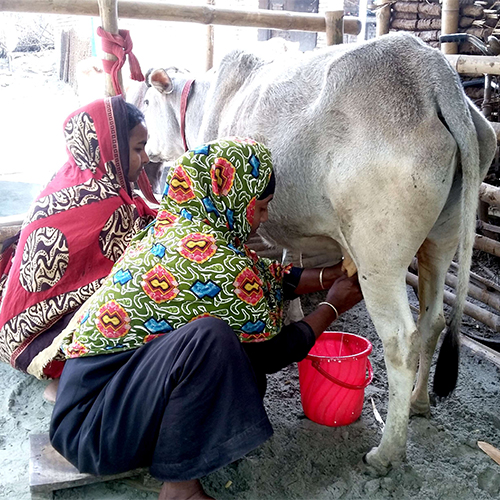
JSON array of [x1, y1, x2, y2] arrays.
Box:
[[61, 138, 290, 359]]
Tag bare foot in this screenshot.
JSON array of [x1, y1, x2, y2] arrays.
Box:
[[158, 479, 214, 500], [43, 379, 59, 404]]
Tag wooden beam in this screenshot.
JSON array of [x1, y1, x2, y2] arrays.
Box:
[[97, 0, 122, 97], [0, 0, 362, 36], [29, 434, 146, 498]]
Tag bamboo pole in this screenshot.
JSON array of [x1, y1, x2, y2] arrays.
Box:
[[97, 0, 122, 97], [450, 260, 500, 294], [441, 0, 460, 54], [376, 4, 391, 36], [325, 10, 344, 45], [445, 54, 500, 76], [0, 0, 361, 36], [410, 259, 500, 314], [206, 0, 215, 71], [445, 271, 500, 313], [479, 182, 500, 208], [475, 234, 500, 258], [406, 272, 500, 332], [477, 220, 500, 235], [461, 335, 500, 369]]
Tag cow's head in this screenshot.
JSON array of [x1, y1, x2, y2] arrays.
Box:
[[130, 67, 189, 164]]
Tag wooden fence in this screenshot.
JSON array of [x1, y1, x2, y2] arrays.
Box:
[[0, 0, 361, 37]]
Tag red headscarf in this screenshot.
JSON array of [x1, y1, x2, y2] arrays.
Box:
[[0, 96, 155, 378]]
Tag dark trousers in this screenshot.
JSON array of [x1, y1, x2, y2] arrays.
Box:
[[50, 317, 273, 481]]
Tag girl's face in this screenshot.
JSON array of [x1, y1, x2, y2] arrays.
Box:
[[250, 194, 273, 235], [128, 122, 149, 182]]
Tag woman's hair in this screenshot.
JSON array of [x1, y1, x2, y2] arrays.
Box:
[[125, 102, 145, 132]]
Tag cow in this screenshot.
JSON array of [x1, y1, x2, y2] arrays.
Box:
[[130, 33, 497, 474]]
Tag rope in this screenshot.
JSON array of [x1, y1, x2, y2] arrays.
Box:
[[97, 27, 159, 205], [96, 27, 144, 95]]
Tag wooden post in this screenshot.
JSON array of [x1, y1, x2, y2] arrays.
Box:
[[325, 10, 344, 45], [376, 3, 391, 37], [206, 0, 214, 71], [97, 0, 123, 97], [441, 0, 460, 54]]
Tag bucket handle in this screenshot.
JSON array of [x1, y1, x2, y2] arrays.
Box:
[[310, 358, 373, 390]]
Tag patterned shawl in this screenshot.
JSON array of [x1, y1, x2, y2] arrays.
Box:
[[61, 138, 290, 359], [0, 96, 155, 378]]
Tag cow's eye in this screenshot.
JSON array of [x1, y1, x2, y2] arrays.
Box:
[[144, 99, 149, 108]]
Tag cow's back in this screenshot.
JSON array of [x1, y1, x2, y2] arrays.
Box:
[[207, 34, 468, 249]]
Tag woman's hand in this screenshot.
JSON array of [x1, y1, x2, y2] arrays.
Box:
[[325, 273, 363, 316], [301, 273, 363, 339], [293, 262, 345, 295]]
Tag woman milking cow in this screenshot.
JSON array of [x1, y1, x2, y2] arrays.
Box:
[[0, 97, 361, 499]]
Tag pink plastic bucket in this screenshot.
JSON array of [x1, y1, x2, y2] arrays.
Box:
[[298, 331, 373, 427]]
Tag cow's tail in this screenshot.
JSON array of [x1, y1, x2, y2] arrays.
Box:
[[431, 58, 492, 398]]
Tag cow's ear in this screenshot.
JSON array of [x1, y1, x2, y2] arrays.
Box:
[[149, 69, 174, 95]]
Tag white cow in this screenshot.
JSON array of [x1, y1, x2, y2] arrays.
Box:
[[132, 33, 497, 474]]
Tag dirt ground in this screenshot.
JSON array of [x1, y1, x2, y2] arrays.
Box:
[[1, 50, 500, 500]]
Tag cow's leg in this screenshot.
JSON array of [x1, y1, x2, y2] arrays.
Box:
[[360, 271, 419, 474], [410, 236, 457, 417]]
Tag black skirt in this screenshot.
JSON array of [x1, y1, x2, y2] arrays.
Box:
[[50, 317, 273, 481]]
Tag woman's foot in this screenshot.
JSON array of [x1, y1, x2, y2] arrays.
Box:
[[158, 479, 214, 500], [43, 379, 59, 404]]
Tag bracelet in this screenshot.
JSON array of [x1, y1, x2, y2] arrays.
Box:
[[318, 301, 339, 321], [319, 267, 326, 290]]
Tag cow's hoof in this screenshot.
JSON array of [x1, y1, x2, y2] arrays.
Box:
[[362, 448, 393, 476], [409, 400, 431, 419], [363, 448, 392, 476]]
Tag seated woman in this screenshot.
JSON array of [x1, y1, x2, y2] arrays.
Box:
[[0, 96, 155, 382], [49, 138, 363, 500]]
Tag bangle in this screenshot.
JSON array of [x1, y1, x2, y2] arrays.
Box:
[[319, 267, 326, 290], [318, 301, 339, 321]]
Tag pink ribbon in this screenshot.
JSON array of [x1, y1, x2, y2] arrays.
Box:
[[97, 27, 144, 95]]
